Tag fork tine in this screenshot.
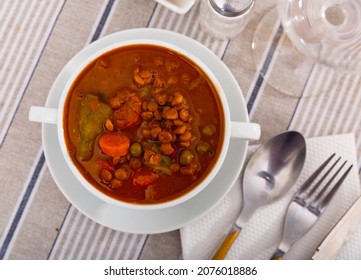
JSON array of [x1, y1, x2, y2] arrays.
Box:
[[310, 163, 353, 215], [311, 160, 346, 203], [303, 156, 341, 202], [295, 153, 335, 202]]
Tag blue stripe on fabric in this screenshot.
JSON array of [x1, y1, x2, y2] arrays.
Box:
[[0, 0, 67, 148], [247, 23, 283, 113], [90, 0, 116, 43], [136, 235, 149, 260], [147, 3, 158, 27], [0, 152, 45, 259], [220, 40, 231, 60]]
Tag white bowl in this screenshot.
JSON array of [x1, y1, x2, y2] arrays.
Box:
[[29, 38, 260, 210]]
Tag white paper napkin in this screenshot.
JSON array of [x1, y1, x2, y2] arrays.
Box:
[[180, 133, 361, 260]]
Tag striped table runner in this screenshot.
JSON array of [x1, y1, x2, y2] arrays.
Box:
[[0, 0, 360, 260]]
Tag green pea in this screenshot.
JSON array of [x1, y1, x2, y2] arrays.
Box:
[[179, 149, 194, 166], [196, 142, 210, 153], [203, 124, 216, 136], [130, 143, 143, 158]]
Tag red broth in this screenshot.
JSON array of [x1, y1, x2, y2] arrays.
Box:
[[63, 44, 225, 205]]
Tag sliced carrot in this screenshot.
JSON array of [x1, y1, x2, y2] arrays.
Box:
[[98, 133, 130, 157], [133, 172, 158, 187]]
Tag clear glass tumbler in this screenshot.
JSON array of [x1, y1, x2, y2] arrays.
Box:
[[252, 0, 361, 97]]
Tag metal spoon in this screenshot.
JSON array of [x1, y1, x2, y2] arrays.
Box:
[[211, 131, 306, 259]]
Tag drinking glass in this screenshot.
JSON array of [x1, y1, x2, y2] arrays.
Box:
[[252, 0, 361, 97]]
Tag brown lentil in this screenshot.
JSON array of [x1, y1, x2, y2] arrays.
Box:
[[114, 167, 128, 180]]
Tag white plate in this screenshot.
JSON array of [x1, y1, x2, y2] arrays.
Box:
[[43, 28, 249, 234]]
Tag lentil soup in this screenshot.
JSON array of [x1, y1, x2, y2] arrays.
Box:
[[63, 44, 225, 205]]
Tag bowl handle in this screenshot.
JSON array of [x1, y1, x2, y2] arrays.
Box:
[[29, 106, 58, 124], [231, 122, 261, 141]]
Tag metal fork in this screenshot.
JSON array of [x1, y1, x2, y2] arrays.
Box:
[[271, 153, 353, 260]]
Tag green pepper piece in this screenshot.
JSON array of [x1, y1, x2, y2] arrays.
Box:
[[139, 85, 152, 99], [77, 94, 112, 161]]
